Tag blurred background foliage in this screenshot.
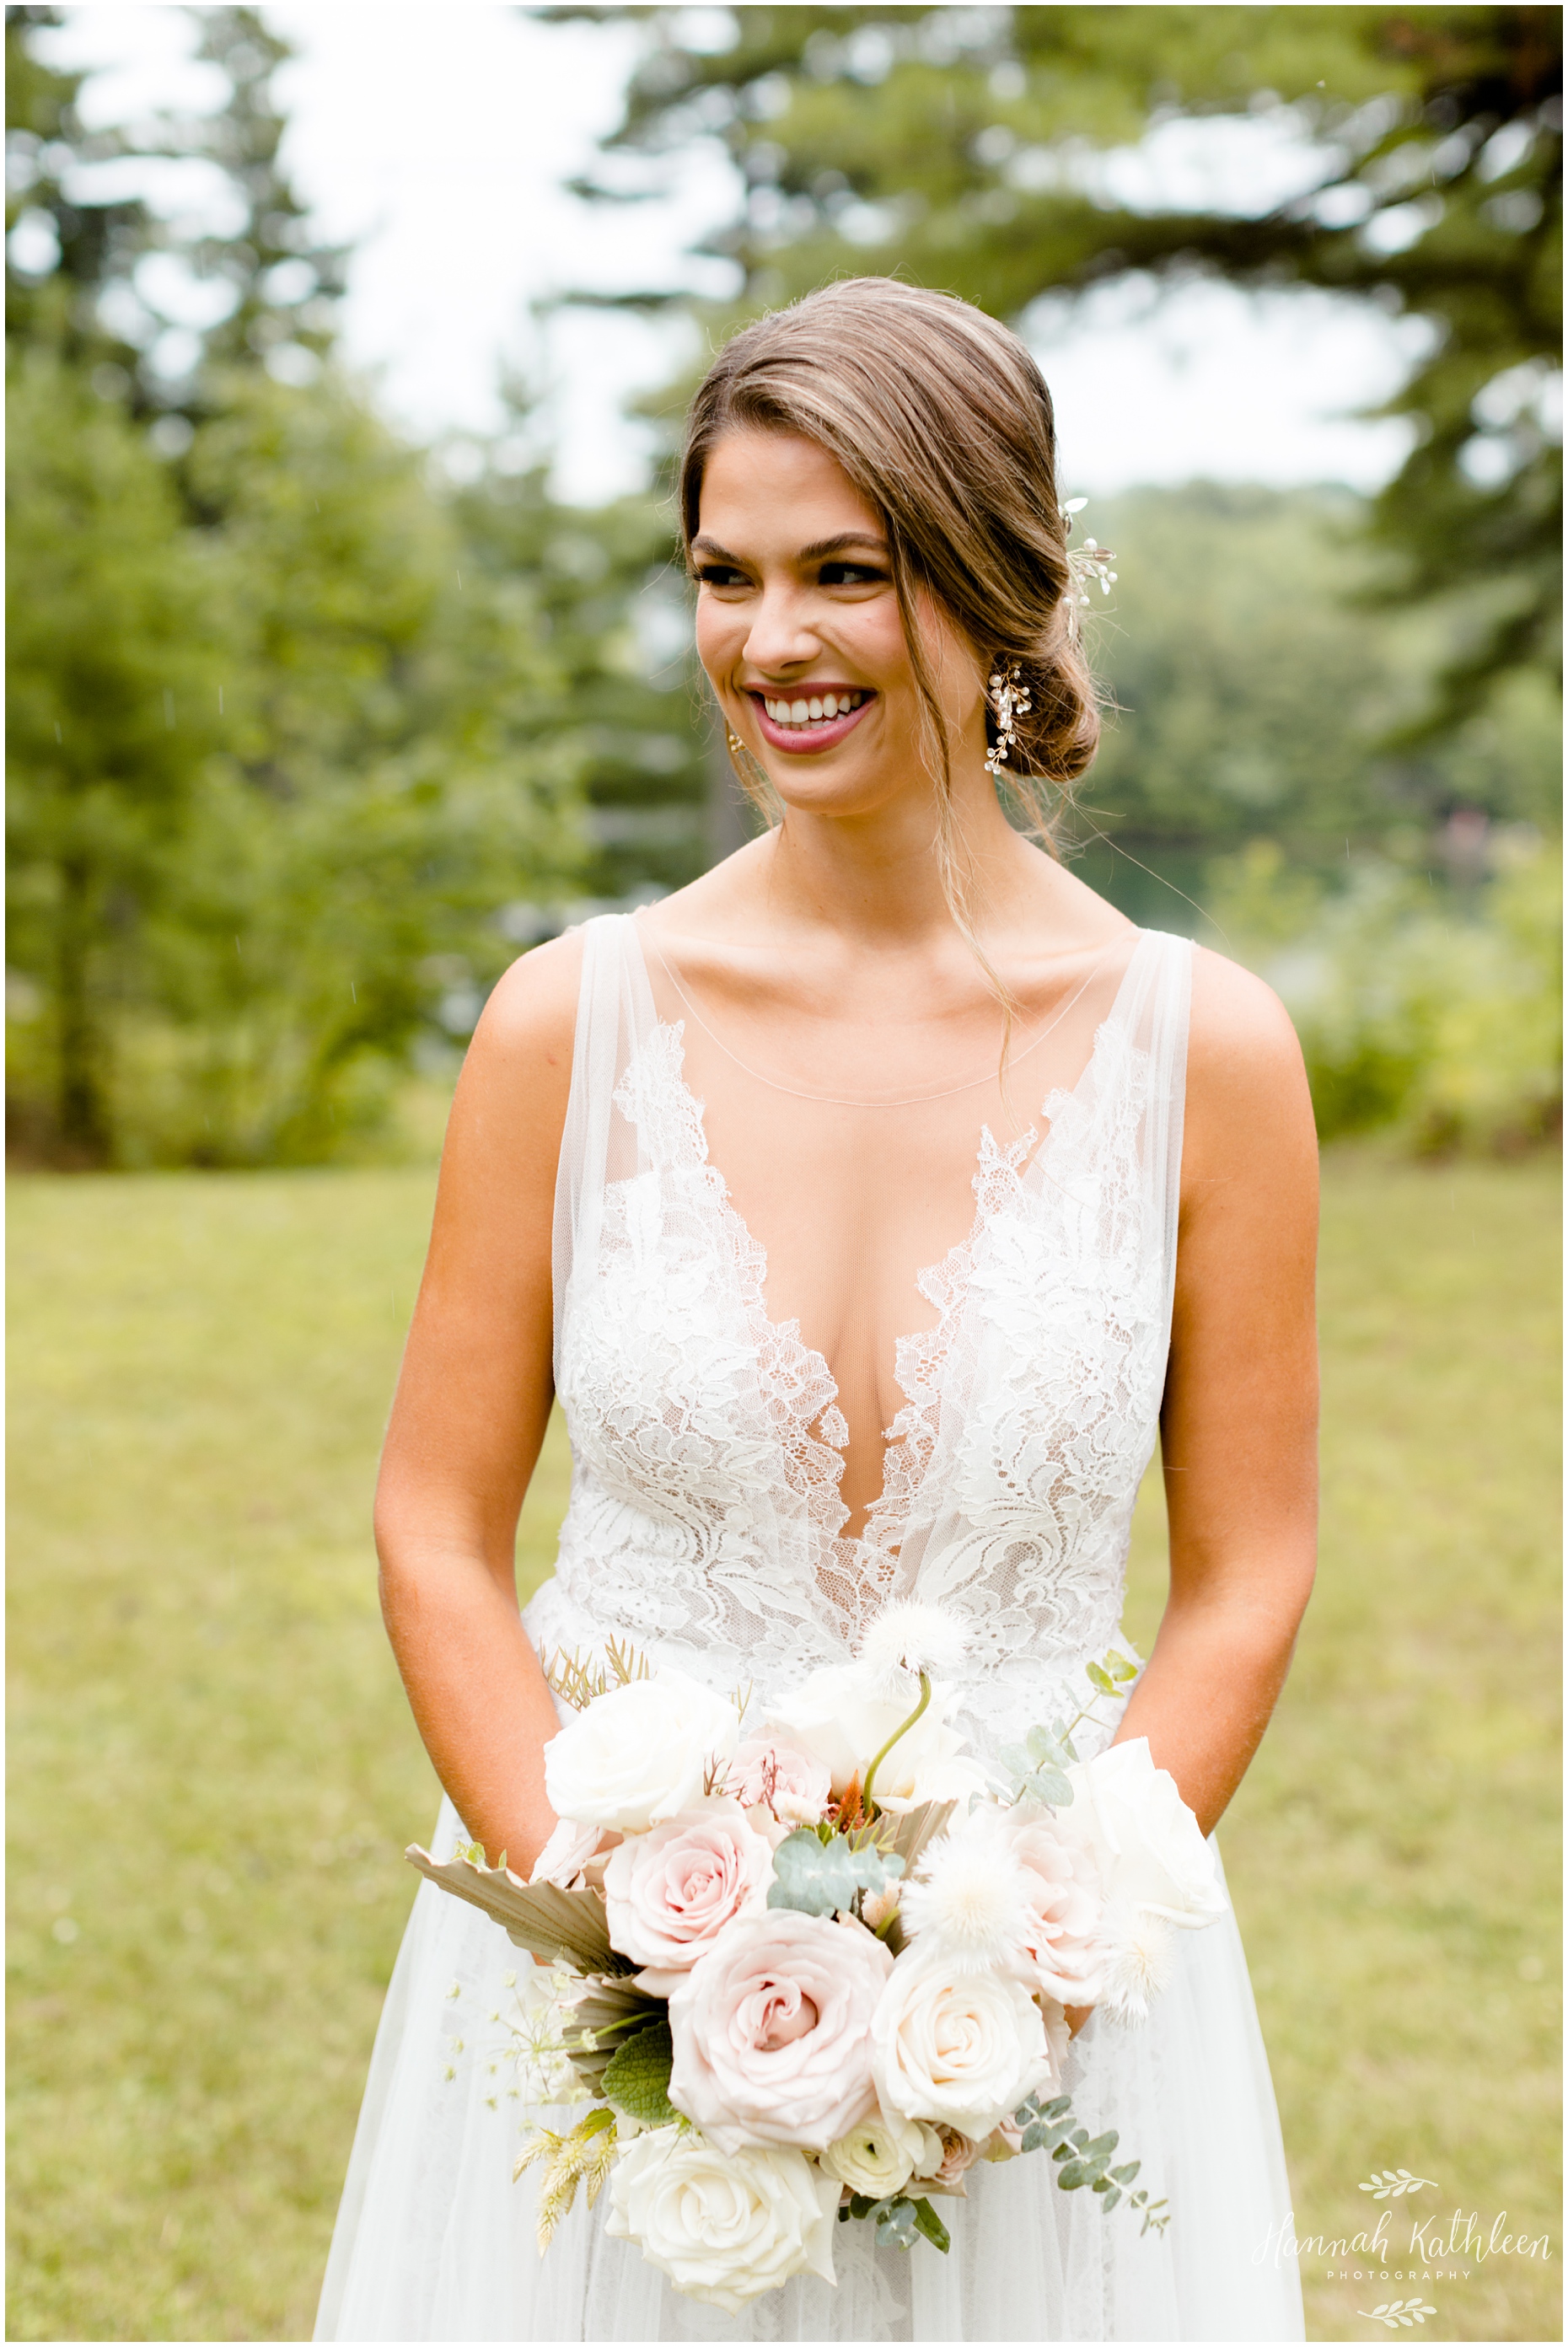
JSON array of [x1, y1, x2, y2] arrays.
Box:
[[5, 1, 1560, 1168]]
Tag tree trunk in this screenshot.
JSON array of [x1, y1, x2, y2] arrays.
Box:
[[56, 856, 110, 1165]]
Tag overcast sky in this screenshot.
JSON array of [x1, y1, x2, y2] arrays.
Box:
[[45, 3, 1431, 504]]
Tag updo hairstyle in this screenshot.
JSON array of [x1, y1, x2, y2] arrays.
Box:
[[678, 277, 1101, 856]]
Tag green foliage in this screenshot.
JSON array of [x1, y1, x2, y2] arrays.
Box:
[[599, 2017, 678, 2127], [559, 3, 1561, 734], [765, 1824, 904, 1915], [1206, 835, 1561, 1150], [842, 2190, 951, 2252]]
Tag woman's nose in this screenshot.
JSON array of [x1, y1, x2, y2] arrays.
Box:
[[742, 586, 820, 675]]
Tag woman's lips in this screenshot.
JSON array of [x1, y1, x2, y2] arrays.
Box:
[[747, 690, 875, 755]]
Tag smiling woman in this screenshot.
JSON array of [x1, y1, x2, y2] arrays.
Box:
[[316, 277, 1317, 2343]]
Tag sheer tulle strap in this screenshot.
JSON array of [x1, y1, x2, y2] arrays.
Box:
[[550, 914, 651, 1372], [1133, 931, 1194, 1347]]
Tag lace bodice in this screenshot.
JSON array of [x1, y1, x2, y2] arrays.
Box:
[[527, 916, 1191, 1759]]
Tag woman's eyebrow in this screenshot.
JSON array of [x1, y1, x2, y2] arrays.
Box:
[[690, 530, 889, 564]]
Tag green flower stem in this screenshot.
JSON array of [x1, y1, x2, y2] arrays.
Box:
[[861, 1671, 931, 1813]]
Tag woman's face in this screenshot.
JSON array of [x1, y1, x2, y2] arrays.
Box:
[[691, 429, 987, 822]]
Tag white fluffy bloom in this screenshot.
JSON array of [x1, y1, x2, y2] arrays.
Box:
[[856, 1601, 969, 1695], [899, 1810, 1039, 1973], [1093, 1903, 1177, 2027]]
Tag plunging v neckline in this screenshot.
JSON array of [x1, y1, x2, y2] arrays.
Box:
[[624, 921, 1151, 1560]]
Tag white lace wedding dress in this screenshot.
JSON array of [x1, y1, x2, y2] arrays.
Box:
[[316, 913, 1305, 2342]]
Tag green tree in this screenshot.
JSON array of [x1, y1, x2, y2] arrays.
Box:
[[141, 371, 583, 1164], [6, 10, 588, 1165], [5, 3, 346, 415], [452, 434, 709, 904], [5, 357, 220, 1157], [555, 3, 1560, 738]]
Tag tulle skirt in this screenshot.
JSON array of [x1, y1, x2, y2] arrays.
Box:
[[315, 1795, 1304, 2343]]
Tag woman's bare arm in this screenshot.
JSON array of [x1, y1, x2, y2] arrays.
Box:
[[1114, 947, 1320, 1836], [373, 934, 583, 1874]]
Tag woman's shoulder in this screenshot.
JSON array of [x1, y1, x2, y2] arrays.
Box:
[[1182, 943, 1316, 1192], [1186, 941, 1304, 1080], [476, 926, 585, 1055]]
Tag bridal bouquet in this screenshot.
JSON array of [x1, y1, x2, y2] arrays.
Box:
[[408, 1603, 1227, 2313]]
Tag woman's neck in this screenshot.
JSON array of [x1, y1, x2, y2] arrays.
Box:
[[749, 764, 1036, 953]]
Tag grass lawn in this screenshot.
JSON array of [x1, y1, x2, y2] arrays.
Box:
[[7, 1153, 1560, 2342]]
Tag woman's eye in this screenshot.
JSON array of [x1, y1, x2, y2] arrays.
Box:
[[696, 564, 749, 589], [819, 561, 886, 587]]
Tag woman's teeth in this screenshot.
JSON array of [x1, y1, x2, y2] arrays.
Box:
[[760, 690, 867, 728]]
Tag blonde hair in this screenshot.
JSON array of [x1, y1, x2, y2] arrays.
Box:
[[678, 277, 1101, 910]]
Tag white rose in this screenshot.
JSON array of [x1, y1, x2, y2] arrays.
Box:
[[605, 2126, 839, 2313], [542, 1669, 739, 1834], [819, 2111, 943, 2199], [872, 1952, 1056, 2140], [767, 1664, 985, 1814], [1061, 1737, 1227, 1927]]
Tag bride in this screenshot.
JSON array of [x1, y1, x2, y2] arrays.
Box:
[[316, 277, 1316, 2343]]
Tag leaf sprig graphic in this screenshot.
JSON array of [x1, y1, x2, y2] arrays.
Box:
[[1358, 2167, 1439, 2199], [1358, 2300, 1437, 2329]]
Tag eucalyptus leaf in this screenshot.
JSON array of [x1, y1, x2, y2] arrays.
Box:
[[766, 1828, 902, 1916], [1086, 1662, 1117, 1695], [1056, 2159, 1093, 2190]]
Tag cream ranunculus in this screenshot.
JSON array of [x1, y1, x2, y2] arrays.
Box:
[[668, 1909, 892, 2154], [601, 1798, 773, 1987], [605, 2126, 839, 2313], [766, 1665, 985, 1814], [871, 1952, 1056, 2140], [819, 2110, 942, 2199], [1061, 1737, 1227, 1927], [541, 1669, 739, 1834]]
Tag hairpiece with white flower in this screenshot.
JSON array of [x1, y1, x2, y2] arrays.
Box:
[[1062, 496, 1118, 610]]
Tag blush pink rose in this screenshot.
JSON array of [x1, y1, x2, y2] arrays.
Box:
[[725, 1737, 833, 1826], [913, 2124, 984, 2197], [1007, 1812, 1104, 2005], [602, 1799, 773, 1987], [667, 1909, 892, 2155]]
